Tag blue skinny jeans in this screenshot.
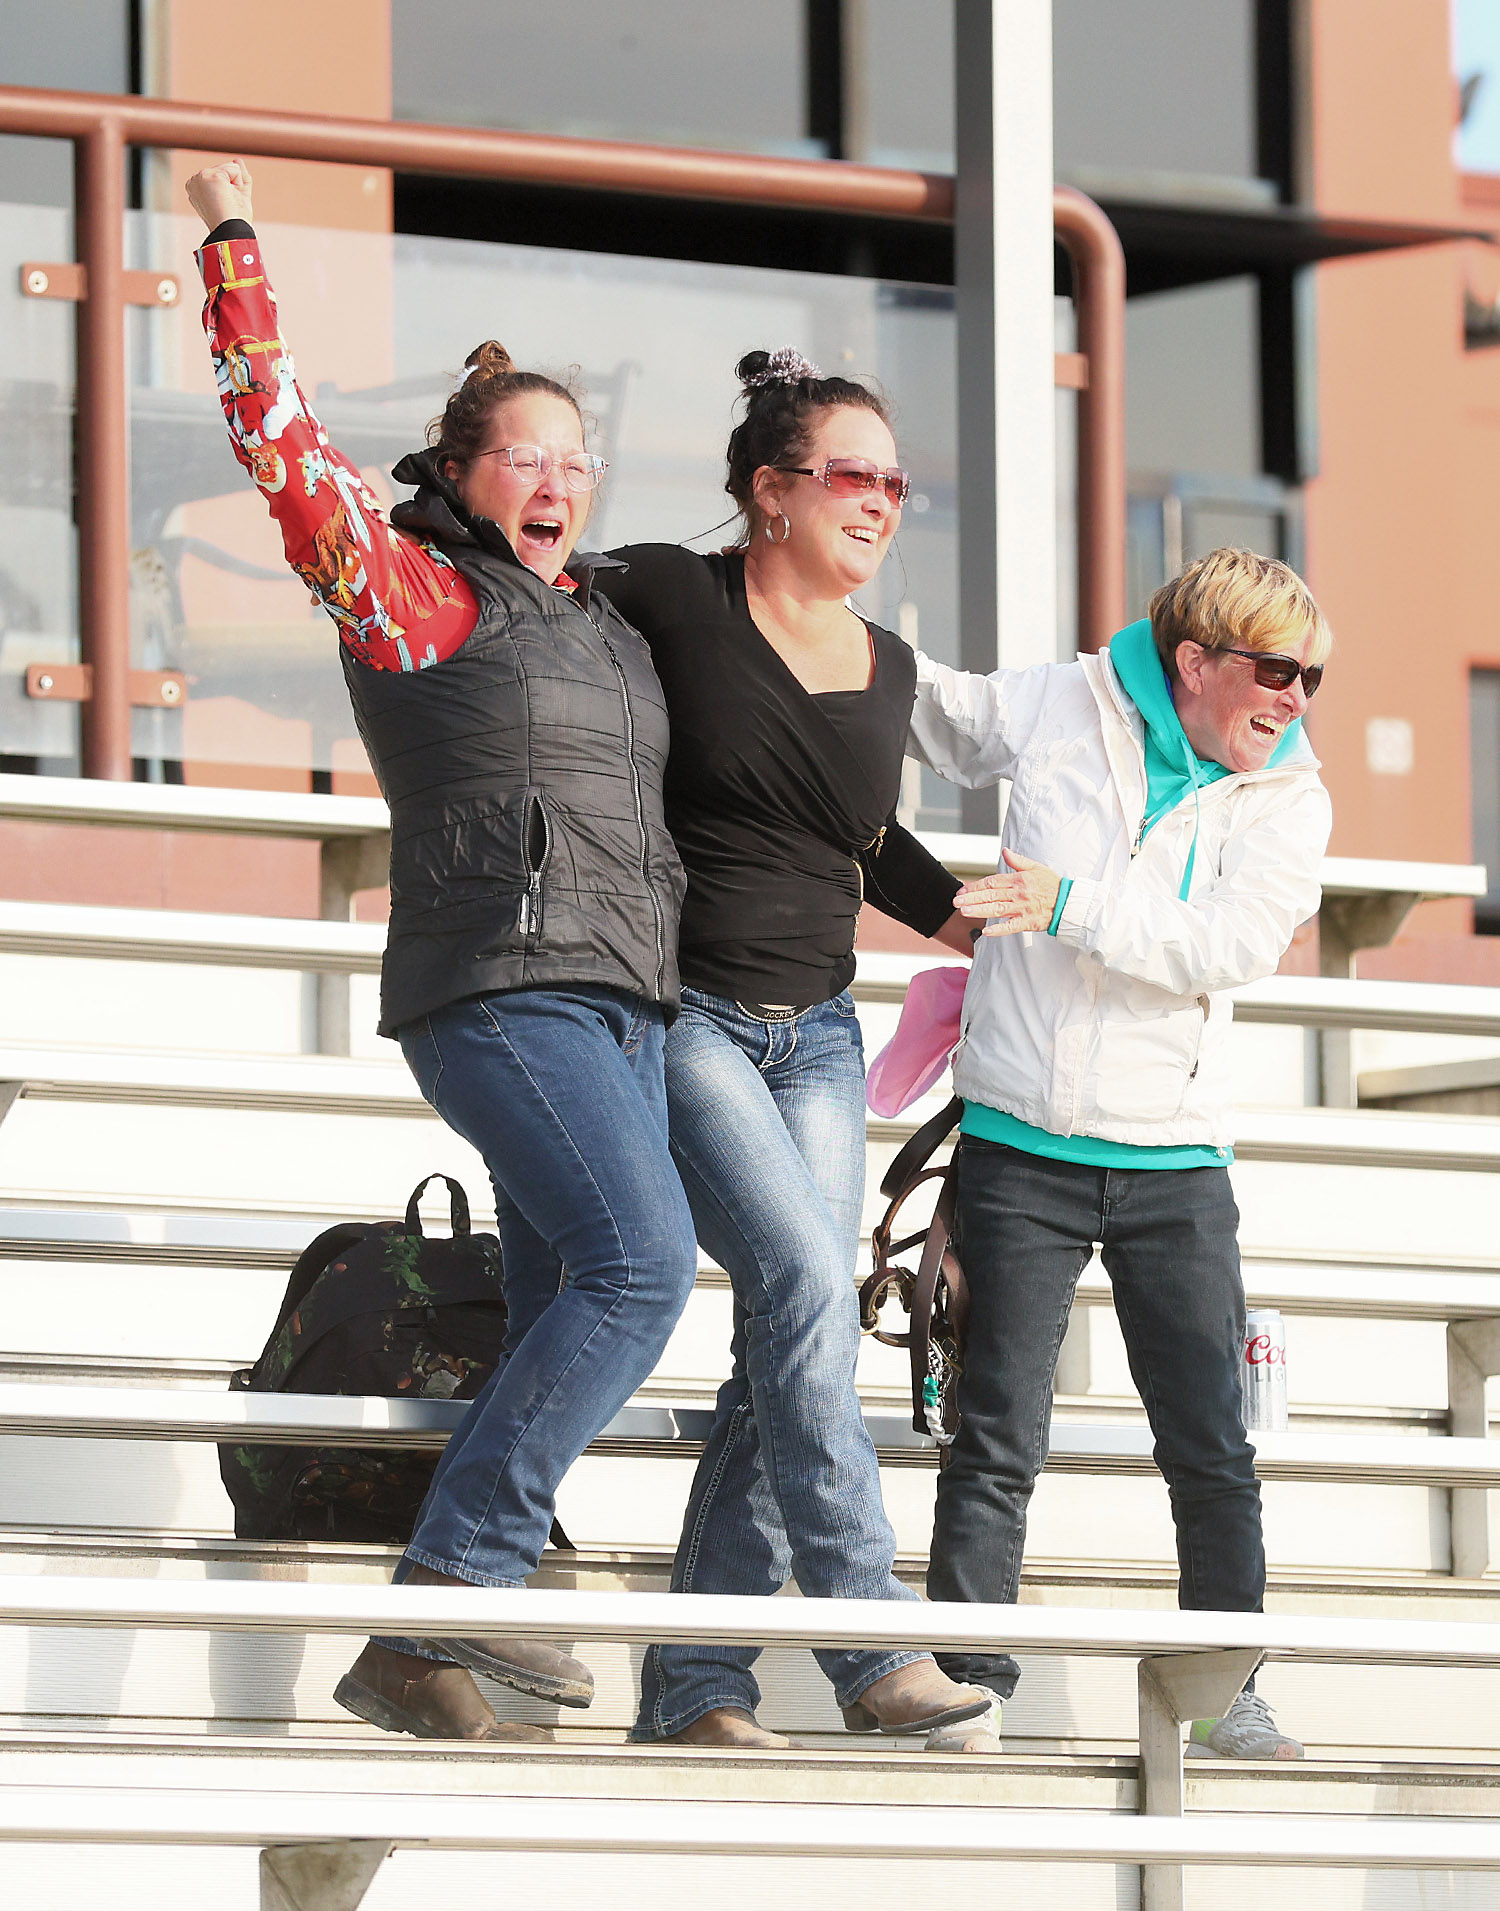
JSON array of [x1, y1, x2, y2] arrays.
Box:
[[634, 987, 922, 1739], [382, 985, 697, 1654]]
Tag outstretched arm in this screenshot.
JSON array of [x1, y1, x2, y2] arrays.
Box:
[[188, 160, 476, 673], [907, 650, 1056, 790]]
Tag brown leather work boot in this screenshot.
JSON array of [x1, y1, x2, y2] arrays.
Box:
[[840, 1659, 993, 1737], [659, 1706, 790, 1750], [405, 1563, 595, 1708], [334, 1641, 551, 1742]]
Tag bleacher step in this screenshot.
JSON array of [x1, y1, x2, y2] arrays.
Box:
[[1, 1732, 1499, 1820]]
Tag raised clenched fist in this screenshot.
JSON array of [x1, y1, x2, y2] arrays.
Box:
[[185, 160, 254, 231]]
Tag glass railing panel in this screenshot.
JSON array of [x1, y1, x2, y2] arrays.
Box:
[[0, 191, 79, 773], [125, 210, 972, 822]]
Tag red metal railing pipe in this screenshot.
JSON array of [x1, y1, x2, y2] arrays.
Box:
[[0, 83, 1127, 774], [0, 85, 955, 223], [1053, 185, 1128, 653], [74, 116, 134, 780]]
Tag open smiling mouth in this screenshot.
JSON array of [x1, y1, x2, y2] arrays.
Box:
[[843, 526, 878, 545], [1249, 716, 1281, 741], [521, 518, 564, 551]]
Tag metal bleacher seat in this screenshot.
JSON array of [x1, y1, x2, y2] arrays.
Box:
[[3, 1574, 1500, 1905]]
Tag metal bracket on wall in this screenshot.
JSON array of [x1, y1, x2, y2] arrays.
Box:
[[26, 664, 186, 709], [20, 261, 180, 307], [0, 1084, 25, 1130]]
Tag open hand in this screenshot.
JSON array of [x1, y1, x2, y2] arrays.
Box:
[[954, 848, 1063, 938], [185, 159, 254, 231]]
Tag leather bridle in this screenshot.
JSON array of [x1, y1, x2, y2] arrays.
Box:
[[859, 1096, 968, 1447]]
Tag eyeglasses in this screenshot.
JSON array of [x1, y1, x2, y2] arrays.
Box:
[[776, 458, 911, 506], [474, 444, 609, 492], [1200, 642, 1324, 700]]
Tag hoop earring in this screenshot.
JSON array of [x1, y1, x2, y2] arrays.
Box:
[[765, 512, 791, 544]]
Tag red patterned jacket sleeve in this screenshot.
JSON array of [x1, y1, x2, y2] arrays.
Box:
[[195, 233, 477, 671]]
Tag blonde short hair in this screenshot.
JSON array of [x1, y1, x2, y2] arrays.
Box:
[[1148, 548, 1332, 682]]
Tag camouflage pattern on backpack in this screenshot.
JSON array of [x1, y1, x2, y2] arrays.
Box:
[[220, 1175, 505, 1544]]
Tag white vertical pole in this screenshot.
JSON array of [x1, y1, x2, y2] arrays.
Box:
[[955, 0, 1057, 681]]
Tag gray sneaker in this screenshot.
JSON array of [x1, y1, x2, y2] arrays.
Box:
[[1186, 1689, 1303, 1761], [926, 1696, 1002, 1754]]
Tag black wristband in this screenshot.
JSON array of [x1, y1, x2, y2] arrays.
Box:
[[203, 218, 255, 245]]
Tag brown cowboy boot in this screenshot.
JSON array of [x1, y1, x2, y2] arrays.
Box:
[[405, 1563, 594, 1708], [659, 1706, 790, 1750], [334, 1641, 551, 1742], [840, 1659, 993, 1737]]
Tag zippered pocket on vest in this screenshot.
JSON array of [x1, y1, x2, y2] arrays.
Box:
[[517, 788, 550, 939]]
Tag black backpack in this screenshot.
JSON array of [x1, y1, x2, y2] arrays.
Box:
[[220, 1175, 510, 1544]]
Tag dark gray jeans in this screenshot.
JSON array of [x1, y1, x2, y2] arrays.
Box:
[[928, 1138, 1264, 1698]]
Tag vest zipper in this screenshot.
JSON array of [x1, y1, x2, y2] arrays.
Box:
[[515, 787, 550, 936], [593, 613, 666, 995], [518, 790, 548, 939]]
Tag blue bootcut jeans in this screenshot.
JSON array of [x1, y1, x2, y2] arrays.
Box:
[[633, 987, 923, 1740], [379, 984, 698, 1657], [928, 1138, 1265, 1699]]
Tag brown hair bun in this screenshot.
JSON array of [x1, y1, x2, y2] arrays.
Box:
[[462, 339, 517, 380], [427, 345, 584, 473]]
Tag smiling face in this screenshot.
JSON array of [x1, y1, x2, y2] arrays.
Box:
[[754, 405, 902, 595], [447, 391, 591, 585], [1172, 629, 1319, 773]]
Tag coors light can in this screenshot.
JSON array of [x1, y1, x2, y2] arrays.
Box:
[[1241, 1308, 1288, 1432]]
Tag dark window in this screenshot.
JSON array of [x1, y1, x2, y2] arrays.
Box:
[[1053, 0, 1263, 194], [865, 0, 954, 170], [1127, 277, 1262, 478], [392, 1, 808, 156], [1471, 671, 1500, 934]]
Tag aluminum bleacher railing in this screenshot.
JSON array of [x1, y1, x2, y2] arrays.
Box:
[[3, 1576, 1500, 1907], [2, 1381, 1498, 1554]]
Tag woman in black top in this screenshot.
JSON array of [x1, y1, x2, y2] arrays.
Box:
[[595, 352, 990, 1751]]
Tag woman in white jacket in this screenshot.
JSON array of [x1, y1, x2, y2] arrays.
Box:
[[909, 548, 1332, 1760]]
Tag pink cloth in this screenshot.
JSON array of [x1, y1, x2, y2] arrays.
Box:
[[865, 964, 968, 1116]]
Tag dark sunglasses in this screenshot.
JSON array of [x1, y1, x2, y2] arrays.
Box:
[[777, 457, 911, 506], [1199, 642, 1323, 699]]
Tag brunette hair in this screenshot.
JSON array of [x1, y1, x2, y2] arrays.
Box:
[[724, 348, 892, 540], [1149, 547, 1332, 682], [428, 340, 584, 473]]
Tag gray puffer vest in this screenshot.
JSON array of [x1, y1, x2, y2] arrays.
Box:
[[344, 452, 685, 1036]]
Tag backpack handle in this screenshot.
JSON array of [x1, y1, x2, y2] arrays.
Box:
[[405, 1174, 471, 1238]]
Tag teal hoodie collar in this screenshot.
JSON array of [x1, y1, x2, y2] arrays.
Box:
[[1107, 618, 1305, 773], [1105, 619, 1306, 900]]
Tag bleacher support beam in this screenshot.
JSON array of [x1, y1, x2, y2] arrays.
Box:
[[1448, 1316, 1500, 1576], [1137, 1649, 1265, 1911], [260, 1842, 391, 1911]]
